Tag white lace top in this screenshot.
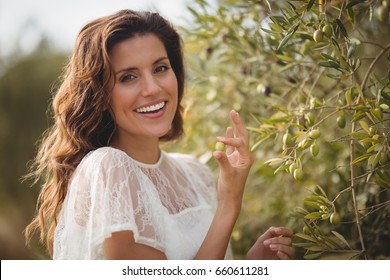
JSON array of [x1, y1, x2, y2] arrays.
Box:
[[53, 147, 232, 259]]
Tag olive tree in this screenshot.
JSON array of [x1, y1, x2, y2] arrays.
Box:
[[182, 0, 390, 259]]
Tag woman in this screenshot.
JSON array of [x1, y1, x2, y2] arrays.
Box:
[[25, 9, 294, 260]]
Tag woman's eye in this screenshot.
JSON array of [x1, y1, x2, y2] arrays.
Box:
[[121, 74, 136, 82], [155, 65, 169, 73]]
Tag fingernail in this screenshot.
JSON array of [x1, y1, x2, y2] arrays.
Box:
[[213, 151, 222, 160], [263, 240, 271, 246], [231, 109, 239, 116]]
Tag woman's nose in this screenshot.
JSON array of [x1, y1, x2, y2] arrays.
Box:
[[141, 74, 160, 97]]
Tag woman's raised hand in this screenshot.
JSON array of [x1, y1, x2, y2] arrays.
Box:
[[213, 110, 254, 209]]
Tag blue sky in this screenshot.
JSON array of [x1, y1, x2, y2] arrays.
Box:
[[0, 0, 192, 56]]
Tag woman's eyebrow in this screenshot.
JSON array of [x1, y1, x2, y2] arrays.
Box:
[[115, 56, 169, 76], [153, 56, 169, 65]]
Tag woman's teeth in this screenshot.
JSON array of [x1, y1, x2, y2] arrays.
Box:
[[135, 101, 165, 113]]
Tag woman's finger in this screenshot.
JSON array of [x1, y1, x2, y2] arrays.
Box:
[[213, 150, 230, 170], [274, 227, 294, 237], [216, 137, 243, 149], [218, 112, 251, 155], [266, 226, 293, 238], [216, 136, 251, 159], [264, 236, 292, 247], [276, 250, 291, 260], [269, 244, 295, 259], [229, 110, 249, 143], [225, 127, 235, 155]]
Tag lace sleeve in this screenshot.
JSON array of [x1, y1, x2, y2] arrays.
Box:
[[54, 147, 165, 259]]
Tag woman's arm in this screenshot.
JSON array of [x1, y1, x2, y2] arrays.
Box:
[[104, 231, 167, 259], [195, 110, 254, 259]]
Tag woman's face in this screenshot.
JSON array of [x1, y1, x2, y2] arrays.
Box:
[[108, 33, 178, 145]]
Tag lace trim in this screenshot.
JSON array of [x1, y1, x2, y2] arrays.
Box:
[[108, 146, 164, 168]]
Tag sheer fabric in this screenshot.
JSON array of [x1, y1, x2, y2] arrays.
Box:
[[53, 147, 232, 259]]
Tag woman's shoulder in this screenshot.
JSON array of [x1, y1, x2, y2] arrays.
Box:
[[82, 146, 128, 166], [75, 147, 134, 177], [71, 147, 136, 192]]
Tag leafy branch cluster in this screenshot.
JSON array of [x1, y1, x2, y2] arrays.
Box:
[[259, 0, 390, 260], [183, 0, 390, 259]]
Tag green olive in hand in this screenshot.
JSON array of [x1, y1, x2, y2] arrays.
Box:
[[215, 141, 226, 151]]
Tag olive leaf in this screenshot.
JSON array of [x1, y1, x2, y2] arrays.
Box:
[[335, 19, 348, 38], [331, 231, 352, 249], [277, 23, 300, 51]]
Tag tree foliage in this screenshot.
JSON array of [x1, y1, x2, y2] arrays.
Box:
[[182, 0, 390, 259], [0, 40, 67, 259]]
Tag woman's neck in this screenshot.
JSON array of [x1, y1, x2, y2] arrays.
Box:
[[109, 134, 161, 164]]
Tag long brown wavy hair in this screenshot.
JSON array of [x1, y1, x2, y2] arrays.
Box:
[[24, 9, 185, 256]]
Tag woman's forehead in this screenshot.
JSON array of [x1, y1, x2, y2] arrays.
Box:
[[109, 34, 168, 70]]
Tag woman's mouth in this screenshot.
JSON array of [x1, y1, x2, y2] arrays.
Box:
[[135, 101, 166, 114]]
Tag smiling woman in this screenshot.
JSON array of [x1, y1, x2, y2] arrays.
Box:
[[24, 9, 295, 260], [108, 34, 179, 163]]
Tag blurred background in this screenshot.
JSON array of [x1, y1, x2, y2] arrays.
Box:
[[1, 0, 389, 259]]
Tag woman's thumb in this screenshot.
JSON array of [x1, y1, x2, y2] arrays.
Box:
[[213, 151, 229, 170]]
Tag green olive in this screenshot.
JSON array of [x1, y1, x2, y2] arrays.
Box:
[[215, 141, 226, 151], [305, 112, 316, 126], [293, 168, 304, 180], [313, 29, 323, 42], [337, 116, 346, 129], [321, 213, 330, 219], [283, 131, 294, 146], [256, 83, 265, 94], [308, 129, 321, 139], [330, 212, 341, 226], [310, 143, 319, 157], [372, 108, 383, 121], [380, 103, 389, 110], [289, 162, 298, 174], [300, 138, 312, 150], [322, 24, 332, 37], [303, 226, 311, 235], [376, 5, 389, 22]]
